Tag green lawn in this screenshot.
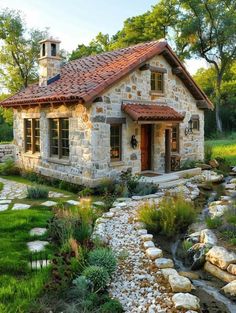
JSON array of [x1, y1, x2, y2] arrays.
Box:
[[205, 138, 236, 166], [0, 206, 54, 313]]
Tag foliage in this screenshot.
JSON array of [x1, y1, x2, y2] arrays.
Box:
[[205, 137, 236, 166], [180, 159, 197, 170], [88, 248, 117, 277], [82, 266, 109, 292], [0, 159, 19, 175], [138, 194, 196, 237], [204, 144, 213, 163], [0, 182, 3, 191], [182, 240, 193, 252], [100, 299, 123, 313], [78, 187, 93, 197], [205, 216, 222, 229], [27, 185, 49, 199], [138, 202, 161, 233], [0, 9, 49, 92], [215, 157, 231, 176]]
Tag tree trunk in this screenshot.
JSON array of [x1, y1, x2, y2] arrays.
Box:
[[215, 75, 223, 133]]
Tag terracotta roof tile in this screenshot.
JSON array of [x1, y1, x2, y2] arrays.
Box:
[[1, 39, 213, 109], [122, 103, 184, 122]]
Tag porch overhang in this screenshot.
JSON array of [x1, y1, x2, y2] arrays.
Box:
[[121, 103, 185, 122]]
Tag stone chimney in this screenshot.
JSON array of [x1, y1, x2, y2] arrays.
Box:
[[39, 38, 61, 86]]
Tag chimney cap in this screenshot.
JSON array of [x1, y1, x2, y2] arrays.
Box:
[[39, 38, 61, 44]]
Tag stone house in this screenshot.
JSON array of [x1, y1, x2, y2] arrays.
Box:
[[1, 38, 213, 186]]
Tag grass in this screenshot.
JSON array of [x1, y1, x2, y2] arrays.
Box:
[[205, 138, 236, 166], [0, 206, 54, 313]]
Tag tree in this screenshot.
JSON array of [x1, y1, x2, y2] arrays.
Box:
[[0, 9, 48, 93], [174, 0, 236, 132], [70, 32, 110, 60]]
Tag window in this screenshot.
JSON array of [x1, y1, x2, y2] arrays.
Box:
[[151, 72, 164, 93], [110, 124, 122, 161], [191, 115, 200, 131], [42, 43, 45, 56], [50, 118, 69, 159], [24, 118, 40, 153], [171, 125, 179, 153], [51, 43, 56, 56]]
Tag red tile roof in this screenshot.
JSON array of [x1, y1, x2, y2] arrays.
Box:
[[122, 103, 184, 122], [1, 39, 213, 109]]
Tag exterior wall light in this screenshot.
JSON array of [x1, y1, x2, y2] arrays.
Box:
[[185, 119, 193, 136], [131, 135, 138, 148]]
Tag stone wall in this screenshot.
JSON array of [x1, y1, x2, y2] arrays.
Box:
[[0, 144, 15, 163], [13, 53, 205, 185]]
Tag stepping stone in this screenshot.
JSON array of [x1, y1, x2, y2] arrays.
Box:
[[169, 274, 192, 292], [161, 268, 178, 279], [155, 258, 174, 269], [0, 200, 11, 204], [93, 201, 105, 207], [12, 203, 31, 210], [172, 293, 200, 311], [140, 234, 153, 242], [138, 229, 147, 236], [146, 247, 163, 260], [0, 204, 8, 212], [30, 260, 50, 269], [27, 240, 49, 252], [66, 200, 80, 206], [30, 227, 47, 236], [102, 212, 114, 218], [41, 201, 57, 207]]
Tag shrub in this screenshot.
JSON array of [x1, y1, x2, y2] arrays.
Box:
[[138, 203, 160, 233], [27, 185, 49, 199], [95, 178, 117, 195], [182, 240, 193, 251], [120, 168, 140, 195], [0, 159, 19, 175], [204, 144, 213, 163], [132, 182, 158, 196], [180, 159, 197, 170], [100, 299, 123, 313], [0, 182, 3, 191], [82, 266, 109, 292], [78, 187, 93, 197], [88, 248, 117, 276], [139, 195, 196, 237], [205, 216, 222, 229], [215, 157, 231, 175]]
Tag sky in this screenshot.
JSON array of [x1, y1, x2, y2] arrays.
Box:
[[0, 0, 207, 74]]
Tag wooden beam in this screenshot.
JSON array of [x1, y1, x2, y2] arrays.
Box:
[[196, 100, 209, 109], [139, 64, 167, 73], [172, 67, 183, 75], [106, 117, 126, 124]]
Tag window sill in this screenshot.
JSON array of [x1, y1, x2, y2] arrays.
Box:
[[149, 91, 165, 96], [22, 152, 41, 159], [47, 157, 71, 165], [109, 161, 125, 167]]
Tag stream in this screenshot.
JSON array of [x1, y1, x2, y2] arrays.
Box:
[[155, 178, 236, 313]]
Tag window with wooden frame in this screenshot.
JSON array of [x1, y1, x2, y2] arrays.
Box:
[[50, 118, 69, 159], [151, 72, 164, 93], [24, 118, 40, 153], [191, 115, 200, 131], [110, 124, 122, 161], [171, 125, 179, 153]]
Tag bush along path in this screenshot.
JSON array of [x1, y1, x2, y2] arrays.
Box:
[[93, 183, 201, 313]]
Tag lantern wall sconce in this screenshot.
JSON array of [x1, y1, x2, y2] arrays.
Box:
[[131, 135, 138, 149], [185, 119, 193, 136]]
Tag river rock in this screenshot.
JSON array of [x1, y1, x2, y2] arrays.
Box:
[[140, 234, 153, 241], [204, 261, 236, 283], [172, 293, 200, 311], [169, 274, 192, 292], [188, 231, 201, 243], [179, 271, 200, 280], [222, 280, 236, 297], [227, 264, 236, 276], [155, 258, 174, 269], [198, 163, 212, 170], [161, 268, 178, 279], [209, 159, 219, 168], [143, 241, 155, 249], [225, 184, 236, 190], [230, 178, 236, 184], [232, 167, 236, 173], [200, 229, 217, 246], [145, 247, 163, 260], [208, 201, 228, 217], [206, 246, 236, 270]]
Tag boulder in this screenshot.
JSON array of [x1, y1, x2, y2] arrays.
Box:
[[208, 202, 228, 217], [232, 167, 236, 173], [138, 229, 148, 236], [197, 163, 212, 170], [222, 280, 236, 297], [209, 159, 219, 168], [146, 247, 163, 260], [172, 293, 200, 311], [179, 271, 199, 280], [227, 264, 236, 276], [161, 268, 178, 279], [188, 231, 201, 243], [204, 261, 236, 283], [225, 184, 236, 190], [206, 246, 236, 270], [230, 178, 236, 184], [169, 274, 192, 292], [155, 258, 174, 269], [200, 229, 217, 246]]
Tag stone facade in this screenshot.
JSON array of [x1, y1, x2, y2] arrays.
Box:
[[13, 53, 204, 186], [0, 144, 15, 163]]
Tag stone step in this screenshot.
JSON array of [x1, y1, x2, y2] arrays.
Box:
[[159, 179, 187, 189], [140, 174, 180, 184]]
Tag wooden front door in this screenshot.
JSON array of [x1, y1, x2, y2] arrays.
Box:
[[141, 125, 152, 171]]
